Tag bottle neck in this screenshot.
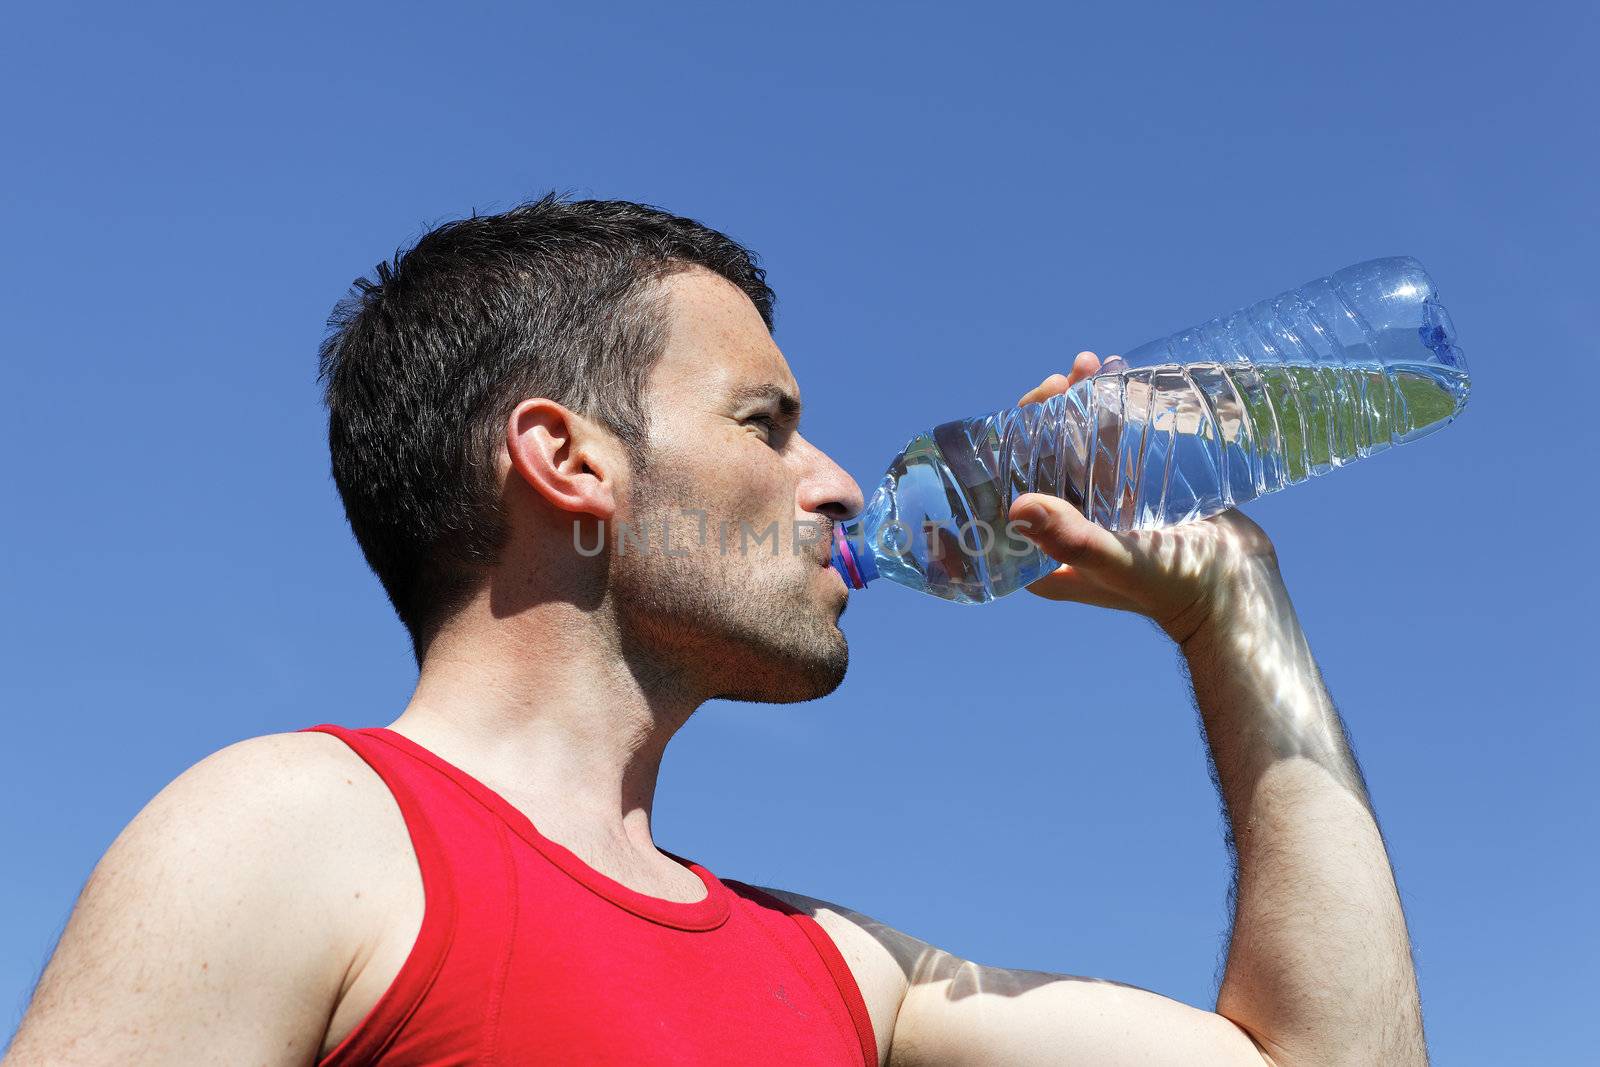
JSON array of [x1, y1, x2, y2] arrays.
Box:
[[830, 521, 878, 589]]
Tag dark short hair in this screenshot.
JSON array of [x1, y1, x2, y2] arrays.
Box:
[[317, 192, 776, 664]]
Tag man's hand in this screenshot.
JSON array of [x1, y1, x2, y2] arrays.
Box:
[[1008, 352, 1281, 645]]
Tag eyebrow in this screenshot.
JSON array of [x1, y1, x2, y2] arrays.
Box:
[[728, 383, 802, 419]]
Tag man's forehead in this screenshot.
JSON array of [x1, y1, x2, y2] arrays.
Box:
[[647, 268, 797, 401]]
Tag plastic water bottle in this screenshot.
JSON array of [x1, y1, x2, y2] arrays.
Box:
[[829, 257, 1471, 604]]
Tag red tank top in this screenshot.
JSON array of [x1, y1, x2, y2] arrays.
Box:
[[300, 723, 877, 1066]]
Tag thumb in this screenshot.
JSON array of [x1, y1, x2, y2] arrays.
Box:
[[1009, 493, 1132, 572]]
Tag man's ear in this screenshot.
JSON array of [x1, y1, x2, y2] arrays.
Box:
[[505, 398, 622, 520]]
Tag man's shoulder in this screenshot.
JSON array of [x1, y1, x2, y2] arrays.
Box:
[[185, 726, 375, 788], [3, 730, 402, 1062], [174, 726, 365, 785], [751, 884, 937, 1066], [148, 728, 383, 839], [100, 730, 389, 904], [753, 884, 934, 977], [150, 727, 409, 875], [85, 726, 418, 975]]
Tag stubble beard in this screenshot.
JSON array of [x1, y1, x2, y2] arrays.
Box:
[[610, 470, 848, 705]]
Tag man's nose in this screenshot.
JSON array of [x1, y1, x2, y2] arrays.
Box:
[[795, 435, 865, 521]]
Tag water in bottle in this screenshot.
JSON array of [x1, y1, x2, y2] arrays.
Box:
[[829, 257, 1470, 604]]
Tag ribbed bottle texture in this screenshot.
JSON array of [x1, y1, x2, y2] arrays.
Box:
[[835, 257, 1470, 604]]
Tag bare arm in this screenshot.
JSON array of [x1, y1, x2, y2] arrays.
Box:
[[1004, 357, 1424, 1063], [779, 542, 1425, 1067], [769, 356, 1425, 1067], [2, 734, 371, 1066], [759, 886, 1273, 1067], [1172, 558, 1425, 1064]]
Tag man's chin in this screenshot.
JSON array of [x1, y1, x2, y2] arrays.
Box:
[[714, 639, 849, 705]]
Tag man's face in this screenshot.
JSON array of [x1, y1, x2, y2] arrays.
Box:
[[609, 267, 865, 703]]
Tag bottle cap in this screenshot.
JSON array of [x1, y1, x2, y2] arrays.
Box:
[[830, 522, 877, 589]]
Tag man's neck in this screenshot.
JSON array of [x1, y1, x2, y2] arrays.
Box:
[[385, 595, 701, 870]]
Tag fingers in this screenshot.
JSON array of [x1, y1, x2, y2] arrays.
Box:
[[1009, 492, 1133, 572], [1016, 352, 1104, 406], [1067, 350, 1101, 385], [1016, 372, 1071, 407]]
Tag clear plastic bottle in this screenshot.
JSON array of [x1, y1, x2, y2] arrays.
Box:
[[830, 257, 1471, 604]]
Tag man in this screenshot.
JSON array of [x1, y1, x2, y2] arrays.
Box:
[[4, 195, 1427, 1065]]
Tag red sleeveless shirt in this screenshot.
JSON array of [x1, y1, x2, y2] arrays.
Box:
[[301, 724, 877, 1066]]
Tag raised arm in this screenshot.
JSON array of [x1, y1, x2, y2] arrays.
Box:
[[1009, 357, 1425, 1064], [768, 357, 1426, 1067], [1169, 542, 1425, 1064], [2, 734, 377, 1066]]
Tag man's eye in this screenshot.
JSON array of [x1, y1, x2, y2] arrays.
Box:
[[745, 415, 791, 447]]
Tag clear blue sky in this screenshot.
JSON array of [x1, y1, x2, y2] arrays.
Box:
[[3, 2, 1594, 1061]]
